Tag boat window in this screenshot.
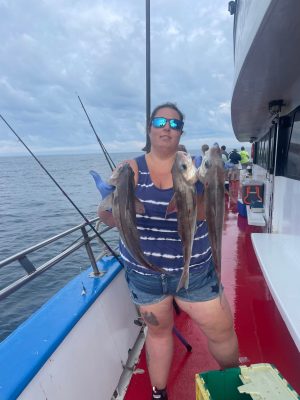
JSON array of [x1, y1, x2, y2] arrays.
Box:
[[285, 111, 300, 180], [263, 136, 268, 169], [268, 126, 276, 174], [255, 131, 270, 171], [277, 115, 292, 176]]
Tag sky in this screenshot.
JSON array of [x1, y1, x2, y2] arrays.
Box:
[[0, 0, 245, 156]]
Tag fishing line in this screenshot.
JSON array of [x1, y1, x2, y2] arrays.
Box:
[[77, 94, 116, 171], [0, 113, 122, 267]]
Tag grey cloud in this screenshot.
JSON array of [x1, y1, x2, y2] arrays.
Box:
[[0, 0, 242, 156]]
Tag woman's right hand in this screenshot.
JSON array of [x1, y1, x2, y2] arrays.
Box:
[[98, 207, 116, 228]]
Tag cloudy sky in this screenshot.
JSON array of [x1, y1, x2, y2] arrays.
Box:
[[0, 0, 244, 156]]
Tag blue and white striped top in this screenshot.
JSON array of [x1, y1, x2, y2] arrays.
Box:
[[119, 155, 212, 275]]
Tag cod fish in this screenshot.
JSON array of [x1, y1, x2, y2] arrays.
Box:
[[167, 151, 198, 291], [198, 145, 225, 286], [100, 162, 164, 273]]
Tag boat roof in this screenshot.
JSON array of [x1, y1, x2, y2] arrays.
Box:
[[231, 0, 300, 142]]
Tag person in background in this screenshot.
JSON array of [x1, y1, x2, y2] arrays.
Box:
[[220, 146, 229, 190], [99, 102, 239, 400], [221, 152, 228, 164], [177, 144, 187, 152], [239, 146, 250, 169], [201, 143, 209, 156], [228, 148, 241, 165], [228, 149, 242, 181], [221, 145, 228, 162]]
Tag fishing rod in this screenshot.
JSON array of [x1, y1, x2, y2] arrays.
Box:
[[77, 94, 116, 171], [0, 113, 122, 268]]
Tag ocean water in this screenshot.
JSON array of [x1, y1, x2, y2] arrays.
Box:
[[0, 152, 141, 341]]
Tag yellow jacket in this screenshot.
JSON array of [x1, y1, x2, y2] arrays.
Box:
[[240, 150, 249, 164]]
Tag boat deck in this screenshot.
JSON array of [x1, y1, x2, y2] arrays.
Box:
[[125, 184, 300, 399]]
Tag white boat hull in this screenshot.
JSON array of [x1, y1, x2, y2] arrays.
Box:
[[0, 259, 142, 400]]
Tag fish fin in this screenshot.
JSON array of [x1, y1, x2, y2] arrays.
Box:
[[135, 196, 145, 214], [165, 194, 177, 216], [90, 170, 115, 199], [98, 194, 113, 213], [176, 269, 189, 292]]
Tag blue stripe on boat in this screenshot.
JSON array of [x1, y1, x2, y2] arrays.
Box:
[[0, 256, 122, 400]]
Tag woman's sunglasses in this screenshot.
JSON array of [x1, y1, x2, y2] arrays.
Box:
[[151, 117, 184, 131]]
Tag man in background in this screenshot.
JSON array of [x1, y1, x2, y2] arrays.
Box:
[[239, 146, 250, 169]]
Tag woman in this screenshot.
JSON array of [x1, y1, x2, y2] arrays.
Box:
[[99, 103, 239, 400]]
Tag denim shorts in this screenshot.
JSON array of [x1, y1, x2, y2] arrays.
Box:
[[124, 260, 221, 306]]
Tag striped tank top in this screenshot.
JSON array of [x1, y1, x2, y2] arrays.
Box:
[[119, 155, 212, 274]]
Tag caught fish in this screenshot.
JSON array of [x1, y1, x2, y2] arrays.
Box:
[[100, 162, 163, 273], [167, 151, 198, 291], [198, 145, 225, 286]]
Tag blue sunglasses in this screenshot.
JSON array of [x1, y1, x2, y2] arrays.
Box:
[[151, 117, 184, 131]]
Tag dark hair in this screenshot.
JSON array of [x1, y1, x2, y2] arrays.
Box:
[[177, 144, 187, 152], [241, 146, 245, 150], [142, 102, 185, 152], [221, 145, 226, 150], [202, 144, 209, 154]]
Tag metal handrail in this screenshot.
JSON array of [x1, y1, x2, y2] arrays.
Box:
[[0, 217, 107, 269], [0, 218, 118, 301]]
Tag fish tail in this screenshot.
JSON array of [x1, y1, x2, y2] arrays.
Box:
[[176, 269, 189, 292]]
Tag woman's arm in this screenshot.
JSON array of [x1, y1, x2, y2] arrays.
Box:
[[196, 193, 206, 220]]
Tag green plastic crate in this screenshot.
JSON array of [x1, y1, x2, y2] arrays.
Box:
[[196, 368, 252, 400]]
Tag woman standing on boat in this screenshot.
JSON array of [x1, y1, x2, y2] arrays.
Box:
[[99, 102, 239, 400]]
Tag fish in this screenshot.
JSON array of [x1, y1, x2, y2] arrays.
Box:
[[166, 151, 198, 291], [198, 145, 225, 286], [100, 162, 164, 273]]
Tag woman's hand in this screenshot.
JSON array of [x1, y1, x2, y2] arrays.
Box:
[[98, 207, 116, 228]]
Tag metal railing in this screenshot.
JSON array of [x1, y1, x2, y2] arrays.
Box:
[[0, 218, 118, 301]]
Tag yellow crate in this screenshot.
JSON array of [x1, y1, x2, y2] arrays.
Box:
[[195, 364, 300, 400], [195, 374, 211, 400], [238, 363, 299, 400]]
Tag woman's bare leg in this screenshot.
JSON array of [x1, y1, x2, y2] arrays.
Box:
[[175, 294, 239, 368], [139, 296, 174, 389]]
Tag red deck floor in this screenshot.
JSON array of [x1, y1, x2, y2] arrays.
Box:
[[125, 185, 300, 399]]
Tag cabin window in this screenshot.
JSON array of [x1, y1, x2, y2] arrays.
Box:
[[277, 115, 292, 176], [268, 126, 276, 173], [255, 131, 270, 170], [285, 111, 300, 180], [263, 136, 268, 169]]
